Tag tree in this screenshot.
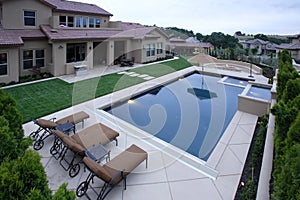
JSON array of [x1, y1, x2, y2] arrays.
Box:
[[271, 50, 300, 200], [254, 33, 268, 41], [0, 89, 31, 163], [0, 151, 51, 200], [0, 89, 75, 199], [250, 48, 258, 55]]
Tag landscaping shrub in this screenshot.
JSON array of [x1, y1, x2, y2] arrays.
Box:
[[270, 49, 300, 200], [0, 89, 75, 200]]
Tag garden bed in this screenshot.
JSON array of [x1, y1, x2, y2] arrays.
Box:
[[235, 116, 268, 200]]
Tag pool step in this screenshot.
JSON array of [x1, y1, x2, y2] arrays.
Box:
[[117, 71, 154, 80]]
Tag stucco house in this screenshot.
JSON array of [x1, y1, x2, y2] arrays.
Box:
[[239, 38, 277, 56], [0, 0, 167, 84], [276, 34, 300, 62]]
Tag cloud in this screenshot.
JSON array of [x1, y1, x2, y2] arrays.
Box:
[[73, 0, 300, 35]]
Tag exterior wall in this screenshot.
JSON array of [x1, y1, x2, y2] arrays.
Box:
[[291, 37, 300, 44], [20, 40, 51, 76], [139, 30, 167, 63], [93, 41, 107, 66], [0, 48, 19, 84], [238, 95, 270, 117], [290, 49, 300, 61], [106, 40, 114, 65], [53, 41, 93, 75], [52, 42, 66, 76], [130, 40, 143, 63], [2, 0, 52, 29]]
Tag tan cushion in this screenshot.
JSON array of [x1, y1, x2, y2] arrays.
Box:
[[62, 137, 85, 152], [37, 119, 57, 129], [56, 111, 89, 125], [83, 157, 112, 183], [104, 144, 148, 184], [53, 130, 67, 140], [72, 123, 119, 148]]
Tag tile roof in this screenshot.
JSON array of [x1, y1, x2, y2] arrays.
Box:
[[0, 28, 46, 46], [42, 0, 113, 16], [243, 38, 270, 45], [121, 22, 145, 30], [277, 42, 300, 50], [40, 25, 120, 41], [112, 27, 159, 39], [169, 38, 186, 42], [40, 24, 163, 41]]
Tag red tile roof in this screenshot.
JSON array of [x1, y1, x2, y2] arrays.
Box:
[[42, 0, 113, 16], [277, 42, 300, 50], [40, 25, 120, 41], [0, 28, 46, 46], [40, 23, 165, 41], [112, 27, 159, 39]]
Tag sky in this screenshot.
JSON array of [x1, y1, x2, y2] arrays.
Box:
[[72, 0, 300, 35]]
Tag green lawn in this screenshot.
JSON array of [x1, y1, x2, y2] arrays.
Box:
[[3, 57, 192, 123]]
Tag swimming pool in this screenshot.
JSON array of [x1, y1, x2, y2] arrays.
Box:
[[105, 73, 244, 161], [246, 86, 271, 101]]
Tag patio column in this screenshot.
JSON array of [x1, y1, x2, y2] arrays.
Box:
[[86, 41, 93, 69], [107, 40, 114, 65], [125, 40, 131, 56]]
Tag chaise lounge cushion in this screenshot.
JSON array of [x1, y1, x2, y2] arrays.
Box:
[[37, 119, 57, 129], [83, 157, 111, 183], [83, 144, 147, 186], [53, 130, 68, 140], [56, 111, 89, 125], [62, 137, 85, 153], [71, 123, 119, 148]]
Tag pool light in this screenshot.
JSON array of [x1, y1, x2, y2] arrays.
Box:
[[128, 99, 135, 104]]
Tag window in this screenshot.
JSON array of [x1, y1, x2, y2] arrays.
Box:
[[35, 50, 45, 68], [24, 10, 36, 26], [67, 43, 86, 63], [0, 52, 7, 76], [157, 43, 163, 54], [76, 16, 81, 27], [67, 16, 74, 27], [146, 44, 151, 57], [82, 17, 87, 28], [150, 44, 155, 56], [95, 18, 101, 28], [23, 49, 45, 69], [23, 50, 33, 69], [59, 16, 66, 27], [89, 17, 94, 28], [59, 16, 74, 27]]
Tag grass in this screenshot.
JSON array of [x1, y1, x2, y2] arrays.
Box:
[[3, 57, 192, 123]]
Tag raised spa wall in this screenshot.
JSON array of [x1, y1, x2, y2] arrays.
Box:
[[238, 81, 272, 117]]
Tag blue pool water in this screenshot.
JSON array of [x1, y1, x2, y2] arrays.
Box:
[[246, 86, 271, 101], [105, 73, 244, 161], [223, 77, 248, 87]]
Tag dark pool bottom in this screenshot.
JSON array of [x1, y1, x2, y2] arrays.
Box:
[[105, 73, 244, 161]]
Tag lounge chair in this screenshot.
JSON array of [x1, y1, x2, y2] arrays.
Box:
[[51, 123, 119, 177], [76, 144, 148, 200], [30, 111, 89, 150]]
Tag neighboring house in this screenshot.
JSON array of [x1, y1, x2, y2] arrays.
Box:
[[0, 0, 167, 84], [166, 37, 213, 56], [239, 39, 277, 55], [276, 34, 300, 62]]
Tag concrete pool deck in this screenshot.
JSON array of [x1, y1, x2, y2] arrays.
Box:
[[22, 63, 269, 200]]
